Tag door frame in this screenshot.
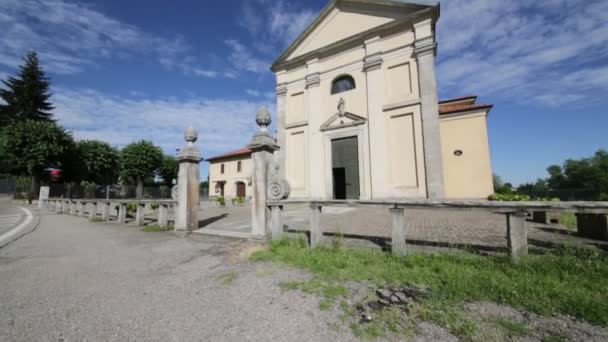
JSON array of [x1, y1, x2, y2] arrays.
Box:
[[323, 126, 366, 200]]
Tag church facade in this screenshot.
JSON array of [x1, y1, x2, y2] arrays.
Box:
[[271, 0, 494, 200]]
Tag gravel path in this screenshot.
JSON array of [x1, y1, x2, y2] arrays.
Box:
[[0, 207, 354, 341]]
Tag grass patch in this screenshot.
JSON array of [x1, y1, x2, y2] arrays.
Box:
[[559, 213, 577, 229], [279, 279, 347, 310], [142, 225, 173, 232], [490, 317, 529, 337], [215, 271, 238, 286], [89, 217, 104, 222], [252, 237, 608, 337]]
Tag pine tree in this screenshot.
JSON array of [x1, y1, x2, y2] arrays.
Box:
[[0, 51, 54, 125]]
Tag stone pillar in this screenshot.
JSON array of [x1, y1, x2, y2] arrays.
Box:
[[275, 81, 287, 179], [78, 201, 85, 217], [158, 203, 169, 227], [88, 202, 97, 221], [62, 200, 68, 214], [389, 207, 407, 255], [100, 202, 110, 221], [38, 186, 50, 209], [309, 204, 322, 247], [414, 18, 445, 199], [270, 205, 283, 239], [506, 211, 528, 262], [174, 127, 203, 232], [117, 203, 127, 224], [55, 200, 61, 213], [249, 106, 280, 238], [364, 37, 387, 199], [70, 201, 77, 215], [135, 203, 146, 226]]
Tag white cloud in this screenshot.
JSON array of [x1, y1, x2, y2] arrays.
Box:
[[232, 0, 317, 72], [436, 0, 608, 106], [0, 0, 207, 76], [268, 3, 316, 47], [225, 39, 269, 74], [193, 69, 219, 78], [246, 89, 261, 97], [52, 88, 277, 157]]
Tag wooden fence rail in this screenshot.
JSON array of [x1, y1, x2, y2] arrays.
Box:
[[266, 199, 608, 262]]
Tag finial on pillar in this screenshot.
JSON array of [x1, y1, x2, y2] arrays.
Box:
[[249, 105, 279, 150], [177, 126, 202, 162], [184, 126, 198, 145]]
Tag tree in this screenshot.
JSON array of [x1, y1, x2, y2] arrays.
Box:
[[0, 51, 54, 126], [1, 120, 74, 202], [120, 140, 163, 199], [158, 155, 178, 186], [76, 140, 120, 184]]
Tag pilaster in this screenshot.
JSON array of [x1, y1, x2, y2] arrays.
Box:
[[275, 80, 287, 179], [364, 36, 387, 199], [306, 59, 324, 199], [414, 18, 445, 199]]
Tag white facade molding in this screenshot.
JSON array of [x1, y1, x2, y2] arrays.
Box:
[[383, 98, 421, 112], [305, 73, 321, 88]]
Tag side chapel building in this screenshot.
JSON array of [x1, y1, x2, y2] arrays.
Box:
[[209, 0, 494, 201]]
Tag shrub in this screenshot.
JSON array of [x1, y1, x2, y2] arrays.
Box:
[[127, 202, 137, 212], [80, 181, 97, 199], [488, 193, 531, 201], [600, 193, 608, 201], [231, 196, 246, 206], [150, 203, 159, 210], [213, 196, 226, 206]]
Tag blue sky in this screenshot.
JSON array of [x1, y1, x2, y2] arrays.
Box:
[[0, 0, 607, 185]]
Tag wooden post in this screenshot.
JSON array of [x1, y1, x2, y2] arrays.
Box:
[[309, 204, 322, 247], [117, 203, 127, 224], [135, 203, 146, 226], [270, 205, 283, 239], [158, 203, 169, 227], [88, 202, 97, 221], [389, 207, 407, 255], [507, 211, 528, 262]]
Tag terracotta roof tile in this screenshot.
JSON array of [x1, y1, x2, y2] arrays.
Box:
[[206, 147, 252, 162], [439, 103, 493, 115]]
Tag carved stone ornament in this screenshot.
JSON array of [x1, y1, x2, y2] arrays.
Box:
[[267, 160, 290, 200], [338, 98, 346, 118]]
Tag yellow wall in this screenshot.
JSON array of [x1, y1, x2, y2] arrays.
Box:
[[440, 112, 493, 199], [208, 156, 252, 198]]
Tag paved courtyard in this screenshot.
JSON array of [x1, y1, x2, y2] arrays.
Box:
[[196, 204, 608, 253], [0, 201, 355, 341]]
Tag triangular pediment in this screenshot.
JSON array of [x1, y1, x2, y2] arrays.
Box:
[[321, 111, 367, 131], [273, 0, 434, 69]]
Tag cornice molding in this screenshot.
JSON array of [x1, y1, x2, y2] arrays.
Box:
[[414, 37, 436, 58], [275, 83, 288, 96], [305, 73, 321, 88], [363, 53, 383, 72]]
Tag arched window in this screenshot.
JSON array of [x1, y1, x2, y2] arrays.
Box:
[[331, 75, 356, 95]]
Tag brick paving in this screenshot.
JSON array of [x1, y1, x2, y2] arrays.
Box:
[[196, 204, 608, 253]]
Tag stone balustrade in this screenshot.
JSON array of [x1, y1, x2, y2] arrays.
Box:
[[41, 198, 176, 227], [266, 199, 608, 263]]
